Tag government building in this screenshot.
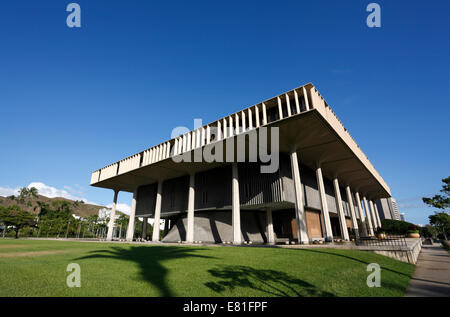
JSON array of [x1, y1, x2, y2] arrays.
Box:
[[90, 83, 394, 244]]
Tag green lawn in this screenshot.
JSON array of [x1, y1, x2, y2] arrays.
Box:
[[0, 239, 415, 297]]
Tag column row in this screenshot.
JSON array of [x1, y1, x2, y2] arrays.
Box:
[[108, 162, 383, 243]]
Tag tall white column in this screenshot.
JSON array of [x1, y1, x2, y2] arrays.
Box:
[[152, 180, 163, 242], [362, 196, 374, 236], [126, 189, 138, 241], [333, 178, 349, 241], [186, 173, 195, 243], [369, 200, 379, 229], [316, 167, 333, 242], [266, 208, 275, 244], [355, 192, 368, 237], [345, 186, 359, 239], [373, 202, 382, 229], [289, 145, 309, 244], [232, 163, 241, 244], [106, 190, 119, 241]]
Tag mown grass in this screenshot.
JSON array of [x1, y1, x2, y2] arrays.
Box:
[[0, 239, 415, 297]]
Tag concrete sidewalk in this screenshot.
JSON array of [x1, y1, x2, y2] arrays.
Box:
[[405, 245, 450, 297]]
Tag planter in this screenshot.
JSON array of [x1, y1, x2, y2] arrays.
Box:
[[407, 232, 420, 238]]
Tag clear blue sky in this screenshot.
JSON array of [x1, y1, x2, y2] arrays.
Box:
[[0, 0, 448, 225]]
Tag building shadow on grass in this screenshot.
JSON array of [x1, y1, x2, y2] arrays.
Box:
[[76, 245, 214, 297], [205, 265, 335, 297]]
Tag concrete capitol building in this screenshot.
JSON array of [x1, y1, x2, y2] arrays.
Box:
[[91, 83, 400, 244]]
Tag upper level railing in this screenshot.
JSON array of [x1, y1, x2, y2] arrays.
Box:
[[309, 87, 390, 195], [90, 83, 391, 196]]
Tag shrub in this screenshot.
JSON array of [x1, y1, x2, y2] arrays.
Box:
[[381, 219, 418, 235]]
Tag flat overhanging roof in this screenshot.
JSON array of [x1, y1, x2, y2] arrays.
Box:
[[90, 83, 391, 199]]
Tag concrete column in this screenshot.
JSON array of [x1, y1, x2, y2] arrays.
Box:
[[362, 196, 374, 236], [355, 192, 368, 237], [262, 103, 267, 125], [294, 90, 300, 114], [196, 128, 201, 147], [232, 163, 241, 244], [201, 127, 206, 146], [302, 87, 310, 110], [173, 139, 178, 156], [266, 208, 275, 244], [142, 217, 148, 240], [191, 131, 196, 149], [106, 190, 119, 241], [186, 173, 195, 243], [186, 133, 191, 151], [368, 200, 379, 229], [285, 94, 291, 117], [222, 118, 227, 138], [248, 108, 253, 129], [233, 113, 239, 134], [152, 180, 163, 242], [277, 96, 283, 120], [241, 111, 246, 132], [345, 186, 359, 239], [166, 142, 171, 157], [255, 106, 260, 128], [333, 178, 349, 241], [178, 136, 183, 154], [126, 189, 138, 241], [289, 145, 309, 244], [206, 126, 211, 144], [316, 167, 333, 242], [374, 202, 382, 229], [217, 121, 222, 141]]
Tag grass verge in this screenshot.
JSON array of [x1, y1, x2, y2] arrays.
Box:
[[0, 239, 415, 297]]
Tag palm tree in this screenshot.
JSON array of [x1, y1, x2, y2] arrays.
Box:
[[28, 187, 39, 199], [117, 214, 128, 239]]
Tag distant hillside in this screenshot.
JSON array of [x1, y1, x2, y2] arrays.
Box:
[[0, 194, 110, 218]]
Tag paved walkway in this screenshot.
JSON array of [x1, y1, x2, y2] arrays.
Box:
[[405, 245, 450, 297]]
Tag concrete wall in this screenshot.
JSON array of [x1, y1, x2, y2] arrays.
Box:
[[162, 210, 268, 243], [299, 163, 322, 211]]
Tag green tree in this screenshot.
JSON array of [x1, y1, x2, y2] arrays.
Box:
[[0, 205, 36, 238], [429, 213, 450, 240], [16, 187, 39, 204], [423, 177, 450, 210], [117, 214, 129, 239]]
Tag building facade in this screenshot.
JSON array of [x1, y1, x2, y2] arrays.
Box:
[[91, 83, 391, 244], [376, 197, 401, 221]]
